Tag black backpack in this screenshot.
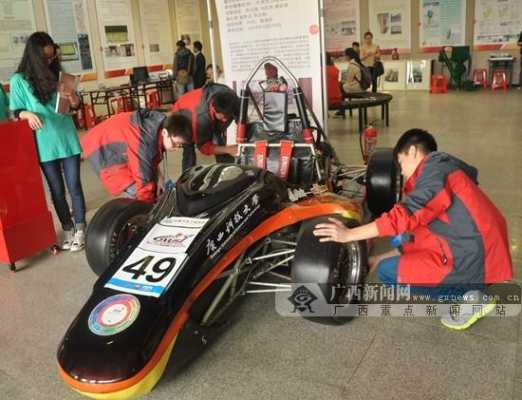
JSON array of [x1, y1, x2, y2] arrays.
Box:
[[356, 63, 373, 90]]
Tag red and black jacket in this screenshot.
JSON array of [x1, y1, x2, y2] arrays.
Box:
[[172, 83, 235, 155], [375, 152, 512, 285], [81, 109, 165, 203]]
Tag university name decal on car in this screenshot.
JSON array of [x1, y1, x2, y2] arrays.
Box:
[[206, 193, 261, 259], [104, 217, 208, 298]]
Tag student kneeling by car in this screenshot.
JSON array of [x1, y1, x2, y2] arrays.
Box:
[[81, 109, 191, 204], [314, 129, 513, 330]]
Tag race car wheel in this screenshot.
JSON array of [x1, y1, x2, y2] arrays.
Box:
[[86, 198, 152, 276], [366, 147, 400, 217], [291, 216, 368, 325]]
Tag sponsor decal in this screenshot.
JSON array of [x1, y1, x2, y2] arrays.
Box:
[[147, 233, 194, 248], [88, 294, 140, 336]]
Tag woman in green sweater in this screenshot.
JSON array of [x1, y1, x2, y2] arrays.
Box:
[[9, 32, 86, 251], [0, 84, 8, 120]]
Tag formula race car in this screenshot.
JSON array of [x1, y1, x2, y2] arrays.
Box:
[[57, 57, 399, 399]]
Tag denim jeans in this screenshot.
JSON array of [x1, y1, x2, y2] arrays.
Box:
[[376, 255, 479, 300], [40, 155, 86, 231]]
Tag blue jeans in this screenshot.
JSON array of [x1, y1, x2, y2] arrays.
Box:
[[40, 155, 86, 231], [377, 256, 480, 300]]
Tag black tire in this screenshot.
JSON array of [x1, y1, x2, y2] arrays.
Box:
[[366, 147, 399, 217], [291, 216, 368, 325], [85, 198, 152, 276]]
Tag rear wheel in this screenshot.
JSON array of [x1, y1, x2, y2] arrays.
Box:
[[85, 198, 152, 276], [291, 217, 368, 325], [366, 148, 400, 217]]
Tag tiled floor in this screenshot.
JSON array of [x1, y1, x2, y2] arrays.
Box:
[[0, 90, 521, 399]]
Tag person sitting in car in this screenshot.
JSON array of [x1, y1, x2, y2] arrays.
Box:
[[81, 109, 191, 204], [313, 129, 513, 331]]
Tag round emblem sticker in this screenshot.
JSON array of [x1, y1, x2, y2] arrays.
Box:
[[88, 294, 140, 336]]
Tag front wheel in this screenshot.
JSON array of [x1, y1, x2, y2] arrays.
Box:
[[291, 216, 368, 325], [85, 198, 152, 276]]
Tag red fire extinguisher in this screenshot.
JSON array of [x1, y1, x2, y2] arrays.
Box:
[[362, 124, 378, 163]]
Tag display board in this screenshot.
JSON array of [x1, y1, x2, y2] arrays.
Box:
[[419, 0, 466, 51], [380, 60, 407, 91], [215, 0, 324, 124], [139, 0, 174, 66], [406, 59, 431, 90], [474, 0, 522, 50], [0, 0, 36, 82], [174, 0, 203, 44], [95, 0, 137, 71], [324, 0, 359, 53], [44, 0, 95, 74], [368, 0, 411, 53]]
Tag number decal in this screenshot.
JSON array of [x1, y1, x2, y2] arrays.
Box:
[[146, 258, 177, 283], [122, 256, 154, 279], [121, 256, 177, 283], [105, 218, 207, 298]]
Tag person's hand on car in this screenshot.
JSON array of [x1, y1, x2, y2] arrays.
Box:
[[19, 111, 43, 130], [313, 218, 351, 243]]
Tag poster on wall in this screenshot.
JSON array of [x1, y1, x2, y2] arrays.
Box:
[[0, 0, 36, 82], [474, 0, 522, 50], [419, 0, 466, 51], [175, 0, 203, 46], [95, 0, 138, 71], [44, 0, 95, 74], [406, 60, 431, 90], [380, 60, 406, 91], [215, 0, 324, 126], [368, 0, 411, 53], [139, 0, 174, 66], [324, 0, 359, 53]]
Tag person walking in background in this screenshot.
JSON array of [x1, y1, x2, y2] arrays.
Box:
[[0, 84, 8, 121], [173, 40, 194, 96], [360, 31, 381, 92], [342, 48, 363, 93], [193, 41, 207, 89], [9, 32, 87, 251]]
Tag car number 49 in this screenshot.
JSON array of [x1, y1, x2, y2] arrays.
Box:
[[122, 256, 177, 283]]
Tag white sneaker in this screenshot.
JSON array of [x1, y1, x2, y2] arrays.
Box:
[[62, 230, 74, 250], [70, 230, 85, 252]]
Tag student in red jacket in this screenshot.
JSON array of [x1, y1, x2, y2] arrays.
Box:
[[172, 82, 239, 171], [314, 129, 513, 330], [81, 109, 191, 203]]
